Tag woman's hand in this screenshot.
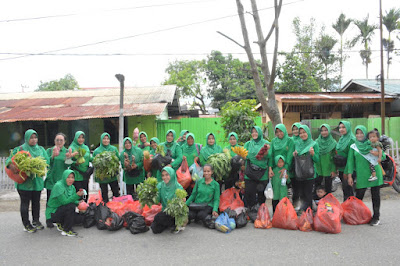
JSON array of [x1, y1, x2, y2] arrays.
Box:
[[182, 155, 187, 161], [147, 171, 152, 178], [77, 190, 84, 197], [293, 151, 298, 157], [194, 157, 199, 163], [279, 168, 286, 178], [331, 172, 336, 178], [268, 167, 274, 178], [347, 174, 353, 187], [212, 211, 218, 217], [131, 163, 137, 169], [8, 163, 19, 174], [309, 147, 315, 156], [370, 150, 379, 156]]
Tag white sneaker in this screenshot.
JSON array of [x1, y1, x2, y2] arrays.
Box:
[[368, 176, 378, 182]]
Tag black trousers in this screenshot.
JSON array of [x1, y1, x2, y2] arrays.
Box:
[[46, 189, 51, 203], [74, 180, 89, 202], [356, 186, 380, 219], [314, 175, 333, 196], [225, 170, 239, 190], [99, 180, 120, 203], [339, 171, 354, 202], [244, 179, 268, 208], [50, 203, 83, 231], [297, 179, 314, 211], [189, 206, 213, 222], [126, 184, 137, 197], [17, 190, 41, 226], [151, 211, 175, 234], [291, 179, 300, 207], [272, 200, 279, 213]]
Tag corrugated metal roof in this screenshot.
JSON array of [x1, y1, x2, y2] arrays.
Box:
[[0, 85, 176, 123], [275, 92, 395, 102], [341, 79, 400, 95]]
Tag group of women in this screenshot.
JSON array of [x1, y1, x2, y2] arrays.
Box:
[[6, 120, 384, 235]]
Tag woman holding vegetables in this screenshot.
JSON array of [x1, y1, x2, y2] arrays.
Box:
[[93, 133, 120, 203], [68, 131, 92, 199], [199, 133, 222, 166], [182, 133, 201, 167], [120, 137, 144, 198], [6, 129, 50, 233], [160, 130, 183, 170], [137, 131, 151, 152], [149, 137, 162, 181], [224, 132, 242, 189]]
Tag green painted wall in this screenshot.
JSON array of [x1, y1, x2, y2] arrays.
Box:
[[128, 115, 157, 142]]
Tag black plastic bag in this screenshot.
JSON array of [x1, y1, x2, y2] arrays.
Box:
[[236, 212, 248, 228], [152, 154, 173, 171], [129, 216, 149, 234], [295, 154, 314, 180], [248, 203, 260, 223], [333, 154, 347, 168], [231, 155, 244, 172], [83, 203, 97, 228], [106, 212, 124, 231], [204, 215, 216, 229], [95, 202, 111, 230], [225, 208, 237, 219], [122, 211, 142, 228]]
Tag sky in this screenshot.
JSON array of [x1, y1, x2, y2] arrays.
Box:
[[0, 0, 399, 94]]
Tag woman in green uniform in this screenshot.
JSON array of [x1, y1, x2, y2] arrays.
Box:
[[6, 129, 50, 232], [346, 125, 384, 226], [177, 130, 189, 146], [315, 124, 337, 194], [149, 137, 162, 181], [160, 129, 183, 170], [291, 122, 302, 144], [120, 137, 144, 198], [69, 131, 92, 199], [93, 133, 120, 203], [244, 126, 270, 208], [336, 121, 356, 201], [290, 122, 302, 207], [151, 167, 184, 234], [182, 133, 201, 167], [293, 125, 319, 211], [46, 169, 84, 237], [224, 132, 240, 158], [224, 132, 242, 189], [199, 133, 222, 166], [137, 131, 151, 152]]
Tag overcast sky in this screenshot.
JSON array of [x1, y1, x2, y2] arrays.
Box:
[[0, 0, 399, 94]]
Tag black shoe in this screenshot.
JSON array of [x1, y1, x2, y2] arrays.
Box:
[[370, 218, 380, 226], [23, 224, 37, 233], [32, 221, 44, 230], [46, 219, 54, 228]]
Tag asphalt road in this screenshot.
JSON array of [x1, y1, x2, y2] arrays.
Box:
[[0, 196, 399, 266]]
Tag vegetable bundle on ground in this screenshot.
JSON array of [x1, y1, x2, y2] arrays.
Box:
[[137, 177, 158, 208], [93, 151, 120, 180], [12, 151, 47, 179], [207, 150, 231, 181], [165, 189, 189, 230]]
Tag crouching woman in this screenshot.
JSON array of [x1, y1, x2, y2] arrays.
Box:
[[151, 167, 184, 234], [46, 170, 84, 237]]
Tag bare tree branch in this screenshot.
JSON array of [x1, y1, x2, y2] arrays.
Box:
[[216, 31, 244, 49]]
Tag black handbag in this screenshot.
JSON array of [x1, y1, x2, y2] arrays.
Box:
[[126, 167, 141, 178], [294, 154, 315, 181], [245, 160, 267, 181], [70, 164, 94, 180], [333, 154, 347, 168], [189, 203, 209, 211]]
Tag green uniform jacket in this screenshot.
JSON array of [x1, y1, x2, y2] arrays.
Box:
[[271, 165, 288, 201], [269, 139, 295, 171], [244, 126, 270, 181], [68, 131, 92, 182], [199, 133, 223, 166], [316, 150, 336, 177], [186, 178, 220, 212], [45, 146, 69, 190], [161, 130, 183, 170], [156, 167, 183, 210], [93, 133, 120, 184], [120, 138, 145, 185]]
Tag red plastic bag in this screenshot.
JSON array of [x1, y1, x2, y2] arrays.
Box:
[[143, 156, 153, 172], [106, 201, 126, 217], [124, 200, 143, 215], [272, 197, 298, 230], [88, 191, 103, 206], [176, 159, 191, 189], [219, 188, 244, 212], [78, 201, 89, 212], [341, 196, 372, 225], [142, 204, 162, 226], [5, 151, 31, 184], [314, 193, 342, 234], [297, 207, 314, 232], [254, 203, 272, 229], [112, 195, 133, 203]]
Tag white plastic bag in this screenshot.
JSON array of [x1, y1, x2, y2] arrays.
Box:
[[264, 182, 274, 200]]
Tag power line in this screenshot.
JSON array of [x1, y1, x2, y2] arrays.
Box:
[[0, 0, 304, 62]]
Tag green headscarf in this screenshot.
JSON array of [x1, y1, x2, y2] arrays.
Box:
[[177, 130, 189, 146], [247, 126, 267, 157], [274, 155, 286, 166], [182, 133, 197, 155], [164, 129, 177, 148], [96, 132, 113, 153], [21, 129, 42, 157], [291, 122, 302, 144], [354, 125, 372, 155], [201, 133, 222, 160], [150, 137, 160, 146], [316, 124, 337, 155], [157, 167, 182, 209], [122, 137, 134, 163], [295, 125, 316, 155], [228, 132, 239, 146], [272, 124, 289, 151], [138, 131, 149, 149], [49, 169, 76, 200], [336, 121, 356, 152]]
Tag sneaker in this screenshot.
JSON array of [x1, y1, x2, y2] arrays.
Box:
[[32, 221, 44, 230], [368, 175, 378, 182], [61, 230, 78, 237], [56, 223, 64, 232], [173, 227, 185, 234], [370, 218, 380, 226], [23, 224, 37, 233], [46, 219, 54, 228]]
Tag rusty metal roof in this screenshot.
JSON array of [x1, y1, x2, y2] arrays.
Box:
[[0, 86, 176, 123], [274, 92, 395, 103]]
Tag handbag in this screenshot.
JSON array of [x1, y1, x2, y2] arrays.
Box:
[[245, 160, 267, 181], [294, 154, 314, 181], [126, 167, 141, 178], [333, 154, 347, 168], [71, 164, 94, 180], [189, 203, 209, 211]]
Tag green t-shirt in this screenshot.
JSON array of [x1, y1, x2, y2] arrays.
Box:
[[186, 178, 220, 212]]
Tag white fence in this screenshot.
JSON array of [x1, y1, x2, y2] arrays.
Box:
[[387, 141, 400, 165]]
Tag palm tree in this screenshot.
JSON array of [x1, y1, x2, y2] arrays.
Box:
[[332, 13, 351, 87], [382, 8, 400, 78], [315, 34, 338, 91], [350, 15, 378, 79]]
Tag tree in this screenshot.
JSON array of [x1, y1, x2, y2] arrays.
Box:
[[332, 13, 351, 87], [36, 74, 79, 91], [163, 60, 208, 113], [350, 15, 378, 79], [220, 99, 259, 145], [218, 0, 283, 127], [382, 8, 400, 78]]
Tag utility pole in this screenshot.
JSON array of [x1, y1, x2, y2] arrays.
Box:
[[115, 74, 125, 195], [379, 0, 385, 134]]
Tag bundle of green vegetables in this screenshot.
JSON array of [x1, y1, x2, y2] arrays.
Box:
[[137, 177, 159, 208], [74, 147, 87, 164], [165, 189, 188, 230], [92, 151, 120, 180], [13, 151, 47, 178], [206, 149, 232, 181], [155, 145, 165, 156]]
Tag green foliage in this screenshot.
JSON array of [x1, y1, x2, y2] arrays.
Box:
[[137, 177, 158, 208], [36, 74, 79, 91], [206, 151, 232, 181], [92, 151, 120, 181], [75, 148, 86, 164], [220, 99, 259, 145], [165, 189, 188, 229], [13, 151, 47, 178]]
